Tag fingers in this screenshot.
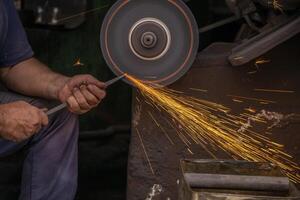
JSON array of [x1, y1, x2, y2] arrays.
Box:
[[39, 110, 49, 126], [87, 84, 106, 100], [66, 84, 106, 114], [9, 132, 27, 143], [66, 96, 88, 114], [80, 85, 99, 106], [1, 102, 49, 143], [66, 96, 80, 113], [68, 75, 106, 90], [57, 74, 107, 114], [73, 88, 91, 110], [28, 109, 47, 134], [59, 75, 106, 104]]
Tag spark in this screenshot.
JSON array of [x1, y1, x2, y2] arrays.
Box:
[[232, 99, 243, 103], [56, 5, 109, 23], [260, 101, 269, 105], [234, 56, 244, 60], [73, 58, 85, 67], [245, 108, 256, 113], [270, 0, 284, 12], [187, 148, 194, 155], [159, 125, 175, 145], [255, 58, 270, 69], [190, 88, 208, 93], [248, 70, 257, 74], [136, 128, 155, 175], [254, 88, 295, 93], [228, 94, 276, 104], [148, 111, 160, 127], [148, 111, 175, 145], [126, 74, 300, 182]]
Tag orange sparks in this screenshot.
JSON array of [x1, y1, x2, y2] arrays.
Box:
[[190, 88, 208, 93], [260, 102, 269, 105], [255, 58, 270, 68], [232, 99, 243, 103], [136, 128, 155, 175], [187, 148, 194, 155], [245, 108, 256, 113], [126, 74, 300, 182], [227, 95, 276, 104], [254, 88, 295, 93], [271, 0, 284, 12]]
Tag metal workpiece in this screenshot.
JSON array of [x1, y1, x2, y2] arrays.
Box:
[[100, 0, 199, 86], [184, 173, 290, 193], [184, 173, 290, 192], [179, 160, 300, 200], [46, 102, 67, 116]]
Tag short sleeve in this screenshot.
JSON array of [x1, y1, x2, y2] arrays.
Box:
[[0, 0, 34, 67]]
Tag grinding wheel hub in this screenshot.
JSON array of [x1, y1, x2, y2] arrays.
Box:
[[129, 18, 171, 61], [101, 0, 199, 86]]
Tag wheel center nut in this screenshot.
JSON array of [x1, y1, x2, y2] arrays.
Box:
[[141, 32, 157, 48]]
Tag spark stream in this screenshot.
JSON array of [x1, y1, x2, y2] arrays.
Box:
[[126, 74, 300, 182]]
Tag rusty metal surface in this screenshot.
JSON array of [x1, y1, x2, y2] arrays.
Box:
[[127, 35, 300, 200]]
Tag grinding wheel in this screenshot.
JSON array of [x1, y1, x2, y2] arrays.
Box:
[[100, 0, 199, 86]]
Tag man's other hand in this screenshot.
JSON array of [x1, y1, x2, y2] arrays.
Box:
[[0, 101, 49, 142], [58, 75, 106, 114]]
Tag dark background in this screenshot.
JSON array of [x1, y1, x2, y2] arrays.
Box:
[[0, 0, 298, 199]]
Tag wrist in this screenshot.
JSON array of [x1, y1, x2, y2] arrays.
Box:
[[47, 74, 70, 100]]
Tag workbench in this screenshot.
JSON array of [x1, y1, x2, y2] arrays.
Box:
[[127, 35, 300, 200]]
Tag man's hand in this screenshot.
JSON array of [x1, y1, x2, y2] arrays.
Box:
[[0, 101, 49, 142], [57, 75, 106, 114]]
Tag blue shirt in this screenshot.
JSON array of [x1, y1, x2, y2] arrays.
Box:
[[0, 0, 33, 67]]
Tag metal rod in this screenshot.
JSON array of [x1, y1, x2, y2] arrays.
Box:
[[184, 173, 290, 193], [46, 74, 126, 116], [46, 102, 67, 115]]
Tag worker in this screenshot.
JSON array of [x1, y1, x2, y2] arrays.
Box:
[[0, 0, 106, 199]]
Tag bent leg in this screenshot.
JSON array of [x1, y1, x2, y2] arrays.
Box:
[[20, 109, 79, 200], [0, 92, 79, 200]]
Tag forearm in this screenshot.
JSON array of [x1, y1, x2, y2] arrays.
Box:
[[0, 58, 69, 100]]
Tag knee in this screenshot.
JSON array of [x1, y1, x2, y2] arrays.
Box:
[[56, 109, 78, 123], [34, 109, 79, 142], [53, 109, 79, 135]]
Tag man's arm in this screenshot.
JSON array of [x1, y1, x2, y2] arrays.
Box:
[[0, 57, 107, 142], [0, 57, 107, 114], [0, 0, 106, 143], [0, 58, 68, 100]]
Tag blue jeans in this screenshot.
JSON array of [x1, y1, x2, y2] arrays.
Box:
[[0, 92, 79, 200]]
